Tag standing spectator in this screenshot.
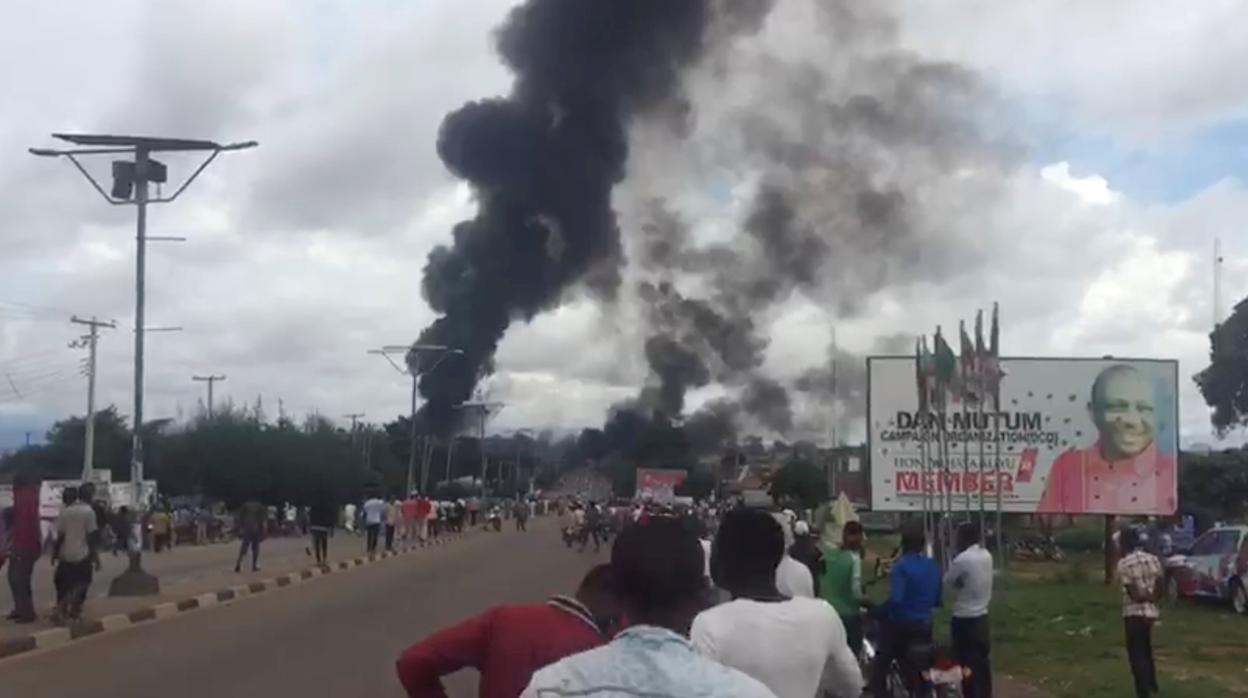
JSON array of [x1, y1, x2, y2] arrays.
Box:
[[693, 509, 861, 698], [872, 522, 942, 697], [467, 496, 481, 527], [362, 494, 387, 555], [945, 522, 994, 698], [396, 564, 618, 698], [234, 500, 266, 573], [821, 521, 866, 657], [385, 499, 401, 552], [1118, 527, 1163, 698], [52, 486, 98, 623], [6, 473, 41, 624], [773, 514, 814, 598], [308, 498, 336, 566], [149, 507, 173, 552], [788, 520, 824, 583], [416, 494, 432, 541], [521, 518, 778, 698]]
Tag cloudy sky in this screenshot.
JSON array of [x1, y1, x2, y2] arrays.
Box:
[[1, 0, 1246, 450]]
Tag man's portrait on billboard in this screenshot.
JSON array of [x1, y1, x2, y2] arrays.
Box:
[[1038, 364, 1177, 514]]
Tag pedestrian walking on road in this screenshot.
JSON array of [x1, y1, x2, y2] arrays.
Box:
[[6, 473, 41, 624], [416, 494, 432, 541], [945, 522, 995, 698], [1118, 526, 1163, 698], [149, 507, 172, 552], [234, 500, 266, 573], [467, 496, 481, 527], [385, 499, 401, 552], [395, 563, 618, 698], [308, 499, 336, 566], [362, 495, 387, 555], [51, 486, 99, 624], [692, 508, 862, 698], [514, 499, 529, 532], [522, 517, 778, 698], [401, 494, 418, 542]]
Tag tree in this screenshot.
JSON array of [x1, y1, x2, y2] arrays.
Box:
[[0, 406, 131, 480], [1195, 297, 1248, 435], [769, 460, 828, 511], [1178, 449, 1248, 527]]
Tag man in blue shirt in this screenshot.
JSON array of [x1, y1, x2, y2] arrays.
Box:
[[872, 521, 941, 696]]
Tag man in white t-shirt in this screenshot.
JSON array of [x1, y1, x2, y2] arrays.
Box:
[[362, 496, 387, 555], [52, 486, 98, 622], [945, 522, 994, 698], [693, 509, 862, 698]]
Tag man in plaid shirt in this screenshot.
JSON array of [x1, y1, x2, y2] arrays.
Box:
[[1116, 527, 1162, 698]]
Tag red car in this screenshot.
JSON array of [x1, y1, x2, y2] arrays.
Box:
[[1164, 525, 1248, 615]]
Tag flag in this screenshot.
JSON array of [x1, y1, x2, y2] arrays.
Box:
[[959, 319, 977, 405], [985, 302, 1001, 410], [933, 326, 957, 414], [921, 336, 936, 410]]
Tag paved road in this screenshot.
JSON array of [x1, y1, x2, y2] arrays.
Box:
[[0, 535, 338, 612], [0, 519, 604, 697]]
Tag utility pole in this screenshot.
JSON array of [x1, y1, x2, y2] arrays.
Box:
[[71, 316, 116, 480], [192, 374, 226, 418], [369, 344, 462, 495], [32, 133, 256, 597]]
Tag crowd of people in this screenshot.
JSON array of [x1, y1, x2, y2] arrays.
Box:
[[396, 499, 1010, 698]]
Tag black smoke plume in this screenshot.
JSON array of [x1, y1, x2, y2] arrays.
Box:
[[413, 0, 772, 434]]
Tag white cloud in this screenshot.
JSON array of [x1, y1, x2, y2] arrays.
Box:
[[2, 0, 1246, 452]]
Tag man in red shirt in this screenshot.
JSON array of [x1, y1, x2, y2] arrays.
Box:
[[6, 473, 42, 623], [395, 564, 617, 698], [1038, 365, 1177, 515]]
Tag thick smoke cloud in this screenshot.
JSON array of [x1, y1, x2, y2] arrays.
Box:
[[413, 0, 774, 434], [612, 0, 1017, 450]]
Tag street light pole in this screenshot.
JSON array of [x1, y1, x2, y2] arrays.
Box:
[[369, 344, 462, 495], [31, 133, 256, 597]]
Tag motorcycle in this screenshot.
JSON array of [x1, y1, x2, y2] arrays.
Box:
[[860, 559, 967, 698], [486, 508, 502, 532]]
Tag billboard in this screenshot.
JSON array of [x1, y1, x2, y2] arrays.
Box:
[[868, 357, 1178, 515], [635, 468, 687, 503]]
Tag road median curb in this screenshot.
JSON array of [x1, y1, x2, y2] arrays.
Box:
[[0, 530, 470, 662]]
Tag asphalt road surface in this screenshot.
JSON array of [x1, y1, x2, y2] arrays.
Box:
[[0, 536, 324, 613], [0, 519, 605, 697]]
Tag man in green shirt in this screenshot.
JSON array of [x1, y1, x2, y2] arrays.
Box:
[[821, 521, 865, 657]]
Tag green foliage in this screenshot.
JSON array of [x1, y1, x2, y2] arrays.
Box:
[[1195, 296, 1248, 435], [0, 406, 132, 480], [1053, 525, 1105, 552], [1178, 450, 1248, 525], [769, 460, 828, 510]]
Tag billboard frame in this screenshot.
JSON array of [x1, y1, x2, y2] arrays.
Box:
[[865, 354, 1180, 514]]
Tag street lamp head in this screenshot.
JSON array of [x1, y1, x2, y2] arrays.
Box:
[[28, 147, 61, 157]]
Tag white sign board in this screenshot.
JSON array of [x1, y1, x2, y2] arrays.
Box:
[[868, 357, 1179, 515]]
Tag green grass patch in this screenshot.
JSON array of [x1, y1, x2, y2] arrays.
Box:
[[855, 542, 1247, 696], [995, 555, 1248, 697]]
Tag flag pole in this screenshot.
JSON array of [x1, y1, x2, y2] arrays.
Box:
[[975, 309, 986, 534], [991, 303, 1005, 570], [917, 336, 931, 544]]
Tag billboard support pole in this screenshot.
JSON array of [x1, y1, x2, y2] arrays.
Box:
[[920, 415, 930, 544], [977, 392, 986, 537]]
